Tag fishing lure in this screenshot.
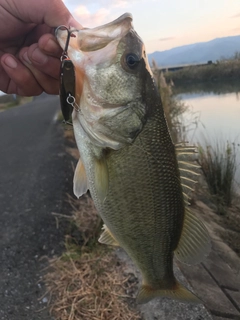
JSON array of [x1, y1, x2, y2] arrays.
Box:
[[55, 26, 78, 124]]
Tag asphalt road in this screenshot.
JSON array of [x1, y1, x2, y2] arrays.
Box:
[[0, 94, 74, 320]]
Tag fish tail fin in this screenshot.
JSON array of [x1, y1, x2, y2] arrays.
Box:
[[136, 281, 201, 305]]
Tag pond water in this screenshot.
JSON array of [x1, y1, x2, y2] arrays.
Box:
[[174, 80, 240, 185], [177, 91, 240, 144]]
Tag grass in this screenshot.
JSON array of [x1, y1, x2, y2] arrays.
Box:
[[198, 140, 238, 214], [164, 55, 240, 85], [44, 194, 141, 320], [0, 95, 33, 110], [153, 65, 202, 144], [152, 63, 190, 143], [44, 246, 140, 320]]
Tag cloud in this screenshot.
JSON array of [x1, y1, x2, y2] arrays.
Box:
[[73, 5, 111, 27], [231, 13, 240, 18], [66, 0, 128, 8], [111, 0, 129, 8], [229, 27, 240, 32], [65, 0, 144, 10], [159, 37, 175, 42]]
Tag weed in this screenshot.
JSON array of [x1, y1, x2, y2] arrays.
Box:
[[164, 55, 240, 85], [198, 140, 238, 213], [152, 63, 190, 143]]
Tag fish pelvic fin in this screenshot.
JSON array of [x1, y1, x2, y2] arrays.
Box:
[[175, 208, 211, 265], [73, 158, 88, 198], [98, 224, 120, 246], [137, 281, 201, 305]]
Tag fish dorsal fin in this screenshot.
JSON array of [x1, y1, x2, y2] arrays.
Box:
[[175, 144, 200, 203], [73, 158, 88, 198], [98, 224, 120, 246], [174, 208, 211, 265], [93, 155, 109, 202]]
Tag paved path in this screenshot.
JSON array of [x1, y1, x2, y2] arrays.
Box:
[[0, 94, 74, 320], [179, 201, 240, 320]]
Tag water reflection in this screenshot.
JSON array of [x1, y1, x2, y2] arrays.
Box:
[[173, 80, 240, 96], [175, 82, 240, 184]]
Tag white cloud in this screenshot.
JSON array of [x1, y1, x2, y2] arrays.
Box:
[[73, 6, 111, 27], [111, 0, 128, 8]]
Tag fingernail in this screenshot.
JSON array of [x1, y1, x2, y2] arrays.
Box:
[[4, 56, 17, 68], [45, 38, 60, 53], [32, 48, 48, 64], [22, 52, 32, 64]]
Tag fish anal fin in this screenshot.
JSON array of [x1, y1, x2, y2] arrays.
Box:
[[94, 155, 109, 202], [73, 158, 88, 198], [175, 208, 211, 265], [98, 224, 120, 246], [137, 281, 201, 304]]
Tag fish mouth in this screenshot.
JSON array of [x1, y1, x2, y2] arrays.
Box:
[[56, 13, 133, 53]]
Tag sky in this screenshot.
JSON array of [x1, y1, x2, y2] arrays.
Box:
[[63, 0, 240, 54]]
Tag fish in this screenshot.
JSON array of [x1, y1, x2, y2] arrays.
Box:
[[56, 13, 211, 304]]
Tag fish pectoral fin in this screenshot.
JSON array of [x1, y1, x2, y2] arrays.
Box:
[[98, 224, 120, 246], [137, 281, 201, 304], [73, 158, 88, 198], [174, 208, 211, 265], [94, 155, 109, 202]]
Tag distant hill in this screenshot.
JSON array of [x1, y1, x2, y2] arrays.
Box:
[[148, 35, 240, 67]]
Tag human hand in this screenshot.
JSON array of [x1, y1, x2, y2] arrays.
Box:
[[0, 0, 82, 96]]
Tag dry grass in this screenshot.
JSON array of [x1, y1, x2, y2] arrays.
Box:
[[66, 194, 102, 246], [152, 61, 199, 143], [44, 249, 141, 320], [45, 189, 141, 320]]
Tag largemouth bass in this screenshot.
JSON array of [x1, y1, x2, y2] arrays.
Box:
[[57, 13, 210, 304]]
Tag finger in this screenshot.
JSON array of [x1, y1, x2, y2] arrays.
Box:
[[38, 34, 62, 57], [9, 0, 82, 29], [19, 49, 59, 94], [19, 44, 61, 80], [0, 63, 10, 94], [1, 54, 43, 96], [41, 0, 83, 29]]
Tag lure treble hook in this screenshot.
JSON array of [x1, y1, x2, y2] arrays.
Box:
[[55, 25, 78, 60]]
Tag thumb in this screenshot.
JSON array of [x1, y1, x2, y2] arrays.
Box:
[[41, 0, 82, 29], [9, 0, 82, 29]]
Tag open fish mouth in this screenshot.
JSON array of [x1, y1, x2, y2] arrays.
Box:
[[57, 13, 133, 53]]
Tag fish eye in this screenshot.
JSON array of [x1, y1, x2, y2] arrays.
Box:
[[126, 53, 140, 69]]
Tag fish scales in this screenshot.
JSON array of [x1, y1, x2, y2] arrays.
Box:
[[96, 107, 184, 284]]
